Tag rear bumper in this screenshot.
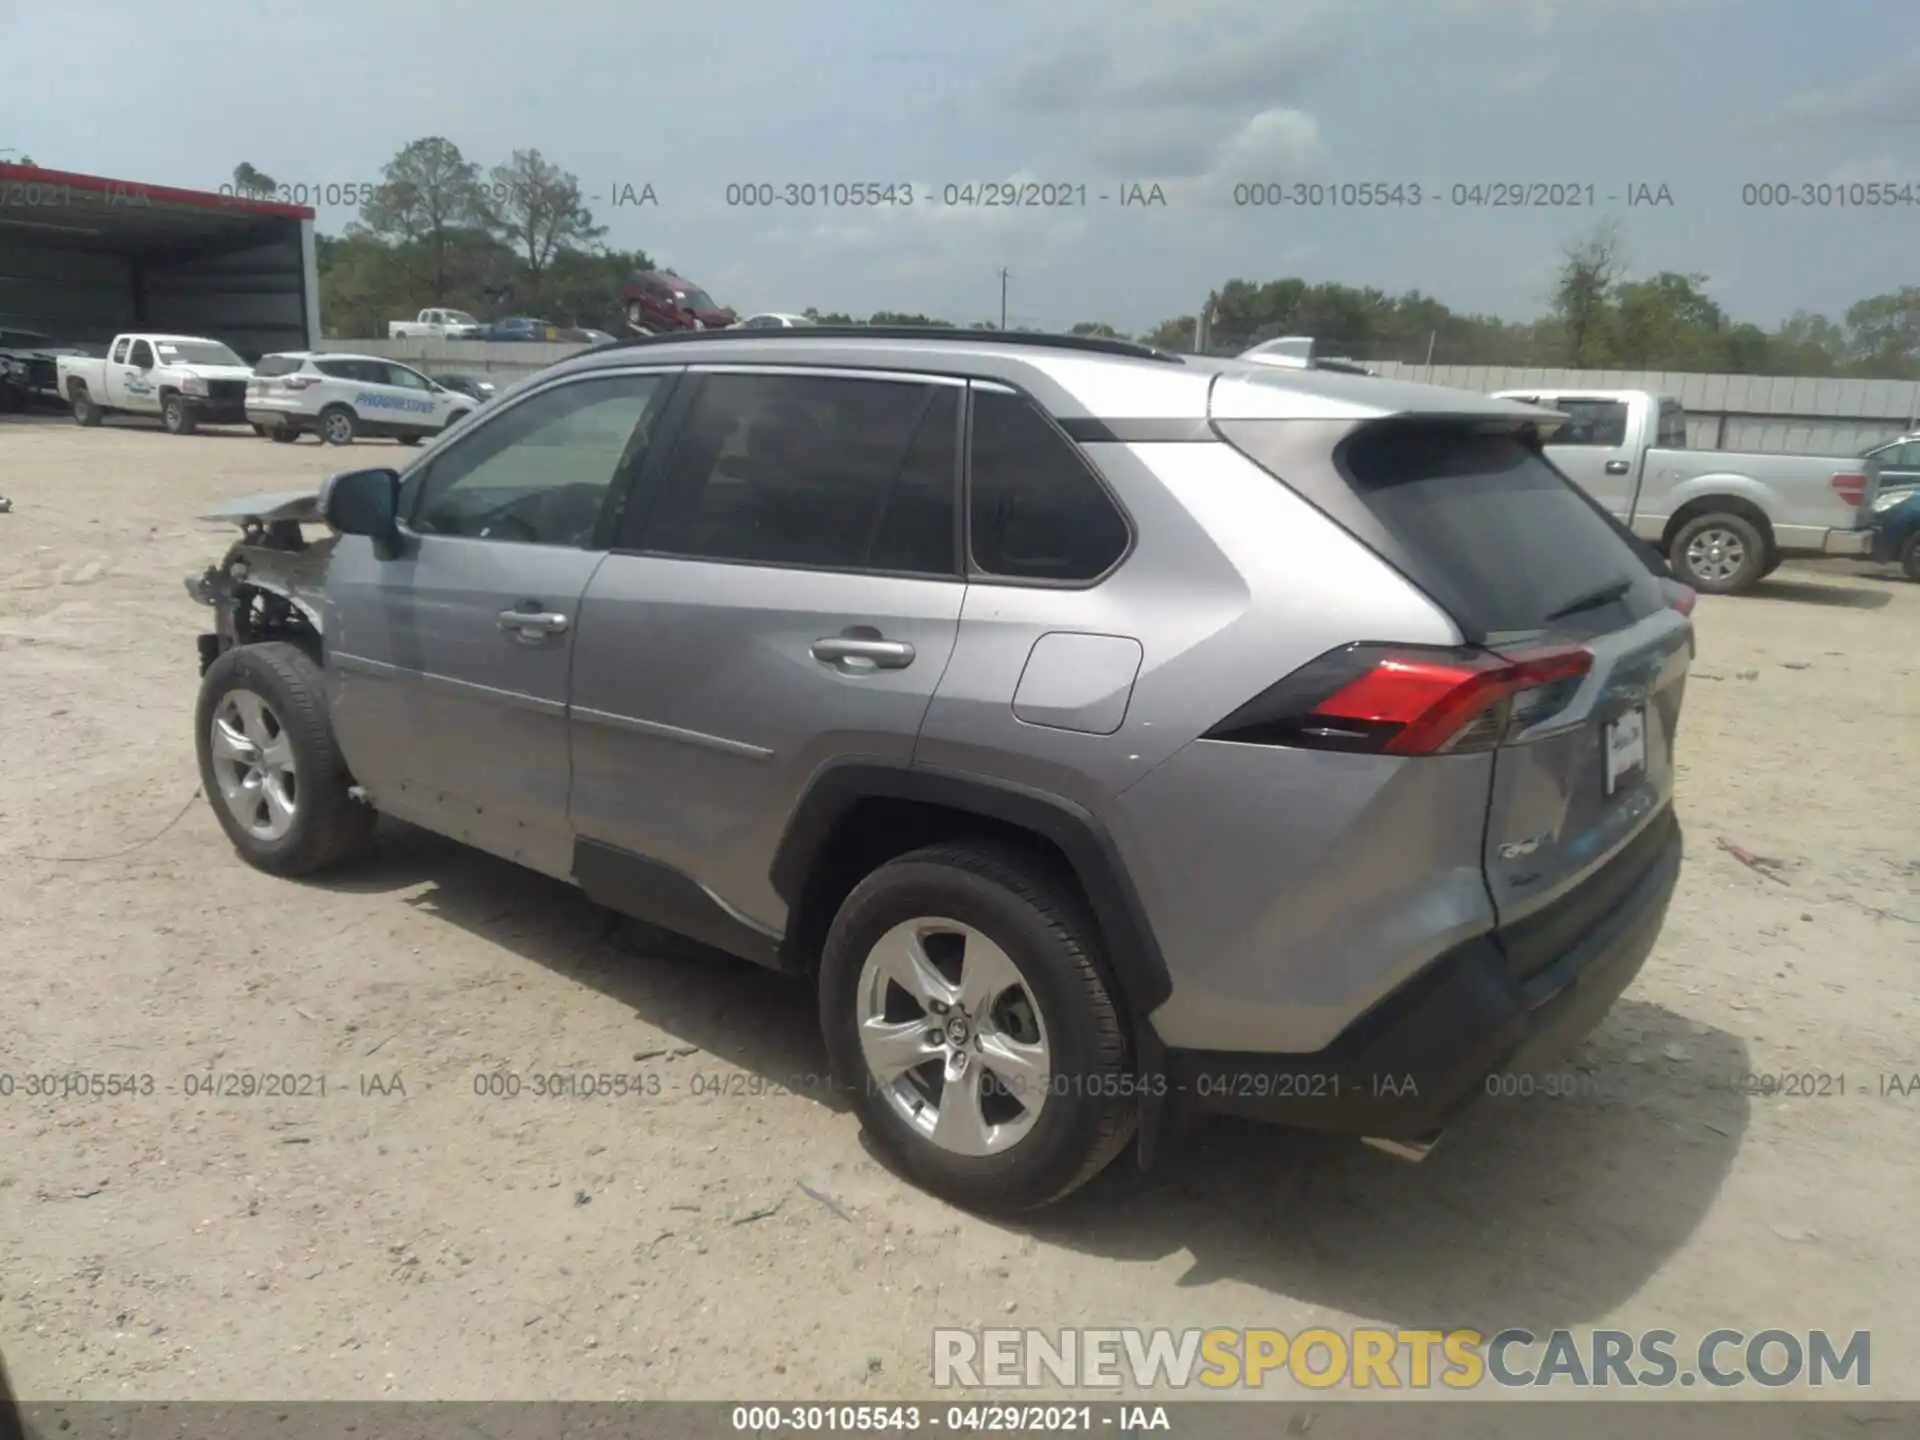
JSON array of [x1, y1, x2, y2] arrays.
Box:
[[1165, 814, 1683, 1139], [1821, 528, 1874, 556]]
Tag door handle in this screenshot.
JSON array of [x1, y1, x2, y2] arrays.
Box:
[[811, 636, 915, 669], [1605, 460, 1630, 475], [498, 608, 570, 636]]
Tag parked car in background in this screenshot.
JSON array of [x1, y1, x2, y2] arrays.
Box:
[[1867, 488, 1920, 581], [429, 373, 500, 404], [389, 309, 485, 340], [0, 325, 105, 402], [559, 327, 616, 345], [1858, 432, 1920, 491], [1862, 436, 1920, 581], [476, 316, 560, 343], [245, 352, 475, 446], [619, 270, 734, 334], [0, 353, 22, 412], [1492, 388, 1877, 595], [182, 327, 1690, 1213], [735, 313, 815, 330], [58, 333, 253, 434]]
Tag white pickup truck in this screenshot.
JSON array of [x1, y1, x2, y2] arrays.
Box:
[[1495, 388, 1878, 594], [388, 308, 484, 340], [58, 334, 255, 435]]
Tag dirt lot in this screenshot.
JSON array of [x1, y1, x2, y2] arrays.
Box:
[[1, 414, 1916, 1403]]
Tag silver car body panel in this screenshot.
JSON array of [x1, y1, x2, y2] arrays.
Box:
[[190, 332, 1689, 1069]]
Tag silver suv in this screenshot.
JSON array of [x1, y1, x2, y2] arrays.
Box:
[[185, 328, 1692, 1212]]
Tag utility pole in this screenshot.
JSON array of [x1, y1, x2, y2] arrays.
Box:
[[998, 268, 1010, 330]]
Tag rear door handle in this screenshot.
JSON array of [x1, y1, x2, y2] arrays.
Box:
[[1605, 460, 1631, 475], [498, 608, 570, 636], [811, 636, 915, 669]]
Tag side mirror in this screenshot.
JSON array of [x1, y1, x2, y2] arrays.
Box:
[[319, 467, 404, 559]]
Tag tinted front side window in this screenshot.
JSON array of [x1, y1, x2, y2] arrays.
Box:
[[636, 373, 959, 575], [411, 374, 669, 547], [128, 341, 155, 367], [968, 387, 1129, 582]]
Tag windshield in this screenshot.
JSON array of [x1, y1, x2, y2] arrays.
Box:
[[681, 289, 718, 310], [155, 340, 244, 367], [445, 312, 479, 326]]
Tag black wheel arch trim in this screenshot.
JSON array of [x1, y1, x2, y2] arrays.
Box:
[[770, 759, 1174, 1020]]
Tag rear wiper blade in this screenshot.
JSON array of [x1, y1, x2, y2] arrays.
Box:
[[1544, 578, 1631, 622]]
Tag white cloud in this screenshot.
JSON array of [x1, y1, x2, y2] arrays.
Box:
[[1747, 47, 1920, 133]]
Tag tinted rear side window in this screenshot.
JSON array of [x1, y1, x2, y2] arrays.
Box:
[[254, 355, 302, 377], [968, 388, 1130, 582], [1336, 421, 1661, 636]]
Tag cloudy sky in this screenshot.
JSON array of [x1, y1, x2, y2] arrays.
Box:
[[2, 0, 1913, 334]]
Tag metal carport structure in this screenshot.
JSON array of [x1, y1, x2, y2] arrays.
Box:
[[0, 163, 317, 361]]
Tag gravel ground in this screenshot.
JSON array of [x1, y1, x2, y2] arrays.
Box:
[[1, 415, 1916, 1403]]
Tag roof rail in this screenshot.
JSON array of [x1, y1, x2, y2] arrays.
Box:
[[598, 325, 1185, 364]]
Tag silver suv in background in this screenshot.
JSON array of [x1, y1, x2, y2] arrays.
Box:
[[184, 327, 1691, 1212]]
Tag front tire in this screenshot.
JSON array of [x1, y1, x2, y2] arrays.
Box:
[[1671, 512, 1766, 595], [162, 395, 196, 435], [194, 642, 376, 876], [1901, 532, 1920, 583], [818, 843, 1135, 1213], [319, 405, 356, 446]]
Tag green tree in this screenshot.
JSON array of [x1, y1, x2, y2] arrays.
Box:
[[359, 137, 492, 304], [486, 148, 606, 299], [1843, 286, 1920, 373], [1070, 322, 1122, 338], [1551, 221, 1624, 366], [231, 162, 277, 198]]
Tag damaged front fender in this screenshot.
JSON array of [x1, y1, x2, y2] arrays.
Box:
[[187, 489, 336, 672]]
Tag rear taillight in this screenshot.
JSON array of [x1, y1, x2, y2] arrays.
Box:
[[1832, 472, 1868, 507], [284, 375, 321, 389], [1667, 581, 1697, 616], [1203, 643, 1593, 756]]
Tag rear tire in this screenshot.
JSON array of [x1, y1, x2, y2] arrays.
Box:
[[194, 642, 375, 876], [70, 385, 103, 427], [818, 842, 1136, 1213], [162, 395, 196, 435], [319, 405, 356, 446], [1671, 512, 1766, 595], [1901, 533, 1920, 583]]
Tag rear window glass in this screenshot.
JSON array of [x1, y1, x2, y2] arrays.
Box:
[[254, 355, 302, 377], [1545, 398, 1628, 447], [1336, 421, 1661, 635]]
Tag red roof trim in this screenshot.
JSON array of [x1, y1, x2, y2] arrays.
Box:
[[0, 163, 315, 219]]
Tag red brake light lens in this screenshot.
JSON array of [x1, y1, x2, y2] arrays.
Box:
[[1667, 582, 1697, 616], [1832, 472, 1868, 507], [1204, 644, 1593, 756]]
